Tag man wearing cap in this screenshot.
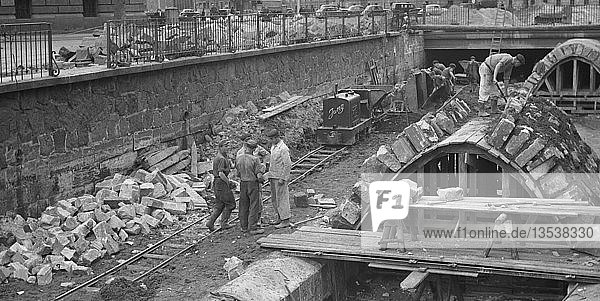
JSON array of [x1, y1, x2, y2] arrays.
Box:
[[236, 133, 270, 228], [442, 63, 457, 94], [237, 133, 270, 165], [265, 129, 292, 228], [478, 53, 525, 117], [236, 140, 265, 235], [206, 141, 236, 232], [466, 55, 480, 93]]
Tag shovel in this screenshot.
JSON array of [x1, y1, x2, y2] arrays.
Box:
[[495, 81, 511, 115]]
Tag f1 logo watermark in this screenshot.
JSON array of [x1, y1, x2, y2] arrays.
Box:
[[369, 181, 410, 232]]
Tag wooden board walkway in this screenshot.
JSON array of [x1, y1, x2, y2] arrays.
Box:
[[258, 226, 600, 283]]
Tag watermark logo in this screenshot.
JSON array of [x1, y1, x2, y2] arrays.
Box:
[[369, 181, 410, 232]]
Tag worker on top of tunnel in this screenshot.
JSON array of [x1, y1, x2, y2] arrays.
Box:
[[478, 53, 525, 117]]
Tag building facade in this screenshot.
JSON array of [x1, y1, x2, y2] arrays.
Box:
[[0, 0, 147, 31]]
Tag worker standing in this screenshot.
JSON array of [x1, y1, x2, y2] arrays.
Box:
[[265, 129, 292, 229], [236, 133, 270, 228], [236, 140, 265, 235], [466, 55, 480, 93], [432, 60, 446, 73], [206, 141, 236, 232], [478, 53, 525, 117], [442, 63, 457, 94]]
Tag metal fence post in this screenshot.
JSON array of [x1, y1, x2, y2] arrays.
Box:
[[47, 24, 53, 76], [384, 13, 388, 33], [342, 15, 345, 38], [256, 14, 261, 48], [325, 15, 328, 39], [358, 14, 361, 36], [194, 18, 199, 54], [106, 22, 111, 67], [282, 13, 287, 45], [228, 15, 232, 52], [305, 14, 309, 41], [153, 20, 160, 62]]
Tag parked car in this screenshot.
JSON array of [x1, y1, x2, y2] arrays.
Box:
[[425, 4, 443, 16], [346, 4, 364, 16], [390, 2, 422, 17], [315, 5, 346, 18], [179, 8, 201, 21], [361, 4, 387, 17]]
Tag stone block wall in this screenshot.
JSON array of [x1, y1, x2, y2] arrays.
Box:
[[0, 33, 425, 217]]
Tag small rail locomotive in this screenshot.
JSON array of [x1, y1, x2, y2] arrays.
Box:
[[316, 85, 393, 146]]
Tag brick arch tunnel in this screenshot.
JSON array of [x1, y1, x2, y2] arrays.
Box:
[[526, 38, 600, 114], [365, 39, 600, 204]]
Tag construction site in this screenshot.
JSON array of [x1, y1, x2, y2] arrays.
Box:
[[2, 2, 600, 301]]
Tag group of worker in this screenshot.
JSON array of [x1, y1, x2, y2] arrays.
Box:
[[206, 129, 292, 235], [431, 52, 526, 117]]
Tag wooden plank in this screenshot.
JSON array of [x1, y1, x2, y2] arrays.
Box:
[[369, 263, 479, 277], [442, 119, 490, 146], [544, 77, 555, 93], [143, 253, 170, 260], [400, 271, 430, 289], [146, 146, 179, 167], [502, 171, 511, 198], [259, 238, 600, 280], [259, 95, 312, 119]]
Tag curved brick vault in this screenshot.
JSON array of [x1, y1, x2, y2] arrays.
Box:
[[526, 39, 600, 114], [364, 40, 600, 204]]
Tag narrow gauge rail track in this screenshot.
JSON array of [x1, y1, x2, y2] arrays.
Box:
[[54, 145, 348, 300]]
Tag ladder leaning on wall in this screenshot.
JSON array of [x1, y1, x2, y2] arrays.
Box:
[[489, 1, 508, 56]]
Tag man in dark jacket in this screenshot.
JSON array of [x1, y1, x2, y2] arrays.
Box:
[[206, 141, 236, 232]]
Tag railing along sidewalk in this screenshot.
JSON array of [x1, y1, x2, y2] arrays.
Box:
[[414, 4, 600, 27], [105, 12, 393, 68], [0, 22, 56, 83]]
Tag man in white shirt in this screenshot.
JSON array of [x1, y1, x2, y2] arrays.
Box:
[[265, 129, 292, 229]]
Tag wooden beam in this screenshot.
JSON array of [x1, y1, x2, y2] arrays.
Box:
[[590, 63, 595, 91], [573, 59, 578, 95], [400, 271, 430, 290], [458, 153, 468, 192], [502, 171, 511, 198], [544, 78, 554, 94], [556, 63, 562, 92]]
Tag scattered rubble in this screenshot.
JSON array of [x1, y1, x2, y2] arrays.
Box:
[[0, 165, 212, 286]]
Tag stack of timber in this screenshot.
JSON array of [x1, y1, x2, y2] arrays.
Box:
[[141, 146, 193, 176], [258, 226, 600, 283]]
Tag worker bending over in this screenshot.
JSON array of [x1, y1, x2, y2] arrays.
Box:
[[478, 53, 525, 117], [442, 63, 456, 94]]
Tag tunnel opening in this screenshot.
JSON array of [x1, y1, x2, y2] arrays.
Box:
[[425, 48, 554, 83]]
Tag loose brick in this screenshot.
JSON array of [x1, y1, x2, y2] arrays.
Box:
[[376, 145, 401, 172], [141, 196, 187, 215], [505, 126, 531, 156], [530, 158, 557, 181], [487, 118, 515, 150], [434, 111, 454, 135], [416, 120, 438, 144], [539, 171, 570, 197], [391, 134, 416, 164], [10, 262, 29, 281], [404, 124, 431, 152], [514, 138, 546, 167], [81, 249, 101, 266]]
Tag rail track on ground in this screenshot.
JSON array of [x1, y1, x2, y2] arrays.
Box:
[[54, 145, 348, 300]]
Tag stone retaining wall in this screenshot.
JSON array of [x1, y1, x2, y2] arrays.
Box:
[[0, 33, 425, 217]]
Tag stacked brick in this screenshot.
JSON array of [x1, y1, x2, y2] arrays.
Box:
[[487, 87, 600, 204], [0, 166, 212, 286], [362, 98, 473, 174]]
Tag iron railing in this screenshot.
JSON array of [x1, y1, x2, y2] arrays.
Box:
[[420, 4, 600, 26], [105, 13, 391, 67], [0, 23, 56, 83]]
